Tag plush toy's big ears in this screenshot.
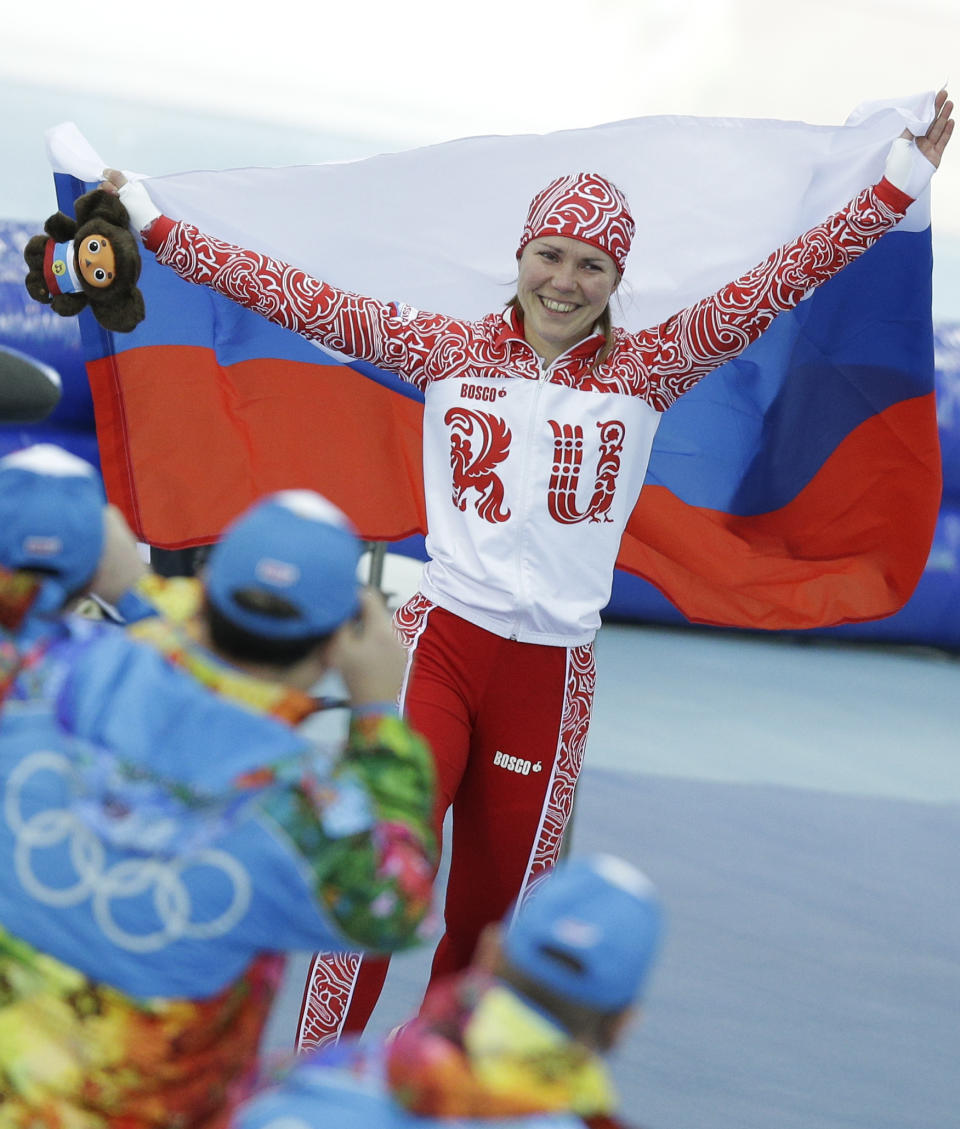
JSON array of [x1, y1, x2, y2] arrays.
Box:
[[23, 189, 145, 333]]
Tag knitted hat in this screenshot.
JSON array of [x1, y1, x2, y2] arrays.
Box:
[[516, 173, 635, 275], [205, 490, 361, 639], [505, 854, 663, 1012]]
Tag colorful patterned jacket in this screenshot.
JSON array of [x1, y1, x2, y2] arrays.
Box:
[[231, 973, 644, 1129], [231, 1050, 598, 1129], [0, 601, 436, 1127]]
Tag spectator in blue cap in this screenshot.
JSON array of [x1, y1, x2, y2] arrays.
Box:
[[0, 443, 107, 621], [499, 852, 663, 1038], [97, 486, 392, 696], [100, 480, 442, 958], [231, 853, 663, 1129], [0, 441, 151, 646], [0, 444, 438, 1127]]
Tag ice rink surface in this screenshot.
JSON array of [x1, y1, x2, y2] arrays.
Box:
[[264, 620, 960, 1129]]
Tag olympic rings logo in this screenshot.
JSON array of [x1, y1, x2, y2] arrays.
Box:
[[4, 750, 252, 954]]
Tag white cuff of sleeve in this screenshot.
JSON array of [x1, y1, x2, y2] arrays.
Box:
[[883, 137, 936, 199], [117, 180, 162, 237]]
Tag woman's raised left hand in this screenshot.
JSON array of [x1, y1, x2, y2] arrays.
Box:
[[903, 88, 954, 168]]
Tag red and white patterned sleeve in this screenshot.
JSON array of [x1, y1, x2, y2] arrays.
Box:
[[143, 217, 448, 392], [634, 178, 915, 410]]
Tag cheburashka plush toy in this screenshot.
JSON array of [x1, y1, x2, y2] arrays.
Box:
[[23, 188, 145, 333]]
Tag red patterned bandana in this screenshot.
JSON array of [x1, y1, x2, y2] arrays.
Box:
[[517, 173, 634, 275]]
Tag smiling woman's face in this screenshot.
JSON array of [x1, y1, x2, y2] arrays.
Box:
[[516, 235, 619, 366]]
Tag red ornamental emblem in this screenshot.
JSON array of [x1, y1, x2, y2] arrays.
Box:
[[547, 419, 626, 524], [444, 407, 512, 524]]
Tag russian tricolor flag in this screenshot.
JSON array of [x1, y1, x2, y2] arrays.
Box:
[[46, 92, 941, 631]]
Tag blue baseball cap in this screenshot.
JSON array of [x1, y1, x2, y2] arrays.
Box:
[[505, 854, 663, 1012], [205, 490, 362, 639], [0, 444, 105, 614]]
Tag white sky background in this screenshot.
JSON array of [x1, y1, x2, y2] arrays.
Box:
[[3, 0, 959, 310]]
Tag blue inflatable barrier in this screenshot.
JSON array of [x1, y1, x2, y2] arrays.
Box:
[[936, 324, 960, 506]]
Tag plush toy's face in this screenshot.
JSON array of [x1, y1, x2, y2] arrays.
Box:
[[76, 234, 116, 289]]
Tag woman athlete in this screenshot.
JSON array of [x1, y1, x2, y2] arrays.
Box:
[[103, 89, 953, 1047]]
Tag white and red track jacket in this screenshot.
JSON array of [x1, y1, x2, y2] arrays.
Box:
[[145, 176, 913, 646]]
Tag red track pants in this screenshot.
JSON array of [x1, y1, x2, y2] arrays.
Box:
[[296, 596, 596, 1050]]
